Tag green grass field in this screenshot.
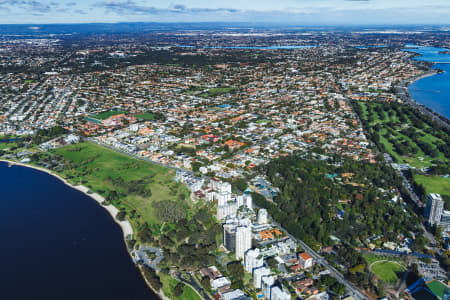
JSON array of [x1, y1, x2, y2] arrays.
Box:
[[136, 113, 155, 121], [199, 87, 236, 98], [363, 253, 406, 283], [53, 142, 189, 226], [414, 175, 450, 197], [370, 261, 405, 283], [92, 110, 127, 120], [426, 280, 447, 299]]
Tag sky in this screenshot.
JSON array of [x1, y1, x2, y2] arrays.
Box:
[[0, 0, 449, 25]]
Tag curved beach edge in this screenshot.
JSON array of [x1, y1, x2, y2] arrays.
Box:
[[0, 159, 169, 300]]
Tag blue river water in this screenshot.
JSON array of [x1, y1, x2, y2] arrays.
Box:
[[0, 162, 158, 300], [403, 45, 450, 119]]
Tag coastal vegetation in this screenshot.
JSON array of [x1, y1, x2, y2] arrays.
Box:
[[16, 141, 220, 298]]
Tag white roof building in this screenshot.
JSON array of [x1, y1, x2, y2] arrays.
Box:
[[245, 248, 264, 273], [211, 277, 231, 290], [253, 267, 271, 289]]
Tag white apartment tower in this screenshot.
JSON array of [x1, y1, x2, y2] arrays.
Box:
[[270, 286, 291, 300], [235, 218, 252, 260], [425, 193, 444, 225], [245, 248, 264, 273], [236, 193, 253, 210], [262, 275, 275, 300]]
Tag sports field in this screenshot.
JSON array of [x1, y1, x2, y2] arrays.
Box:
[[363, 253, 406, 283], [370, 261, 405, 283]]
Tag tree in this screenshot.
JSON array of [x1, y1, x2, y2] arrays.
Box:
[[116, 211, 126, 221], [227, 261, 244, 281], [142, 267, 162, 291], [153, 200, 186, 223], [411, 236, 427, 252], [233, 178, 248, 192], [174, 282, 184, 297], [201, 276, 211, 291]]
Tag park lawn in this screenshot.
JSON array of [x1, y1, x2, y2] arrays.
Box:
[[136, 113, 155, 121], [199, 87, 236, 98], [370, 261, 405, 283], [414, 175, 450, 197], [92, 110, 127, 120], [159, 273, 202, 300], [53, 142, 189, 226]]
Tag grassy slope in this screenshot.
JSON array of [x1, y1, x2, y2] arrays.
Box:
[[0, 142, 16, 150], [52, 142, 199, 298], [53, 142, 189, 226]]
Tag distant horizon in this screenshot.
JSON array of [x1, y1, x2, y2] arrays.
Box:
[[0, 0, 449, 25], [0, 21, 449, 27]]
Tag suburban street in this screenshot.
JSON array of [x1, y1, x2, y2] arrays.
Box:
[[271, 219, 370, 300]]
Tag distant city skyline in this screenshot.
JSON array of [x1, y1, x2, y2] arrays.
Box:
[[0, 0, 449, 25]]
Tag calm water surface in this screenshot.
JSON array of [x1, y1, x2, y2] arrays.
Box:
[[404, 45, 450, 119], [0, 162, 158, 300]]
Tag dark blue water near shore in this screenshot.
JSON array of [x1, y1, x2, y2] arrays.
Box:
[[403, 45, 450, 119], [0, 162, 158, 300]]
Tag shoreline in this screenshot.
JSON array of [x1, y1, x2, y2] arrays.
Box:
[[399, 68, 450, 129], [405, 69, 450, 125], [0, 159, 133, 238], [0, 159, 168, 300], [402, 48, 450, 124]]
